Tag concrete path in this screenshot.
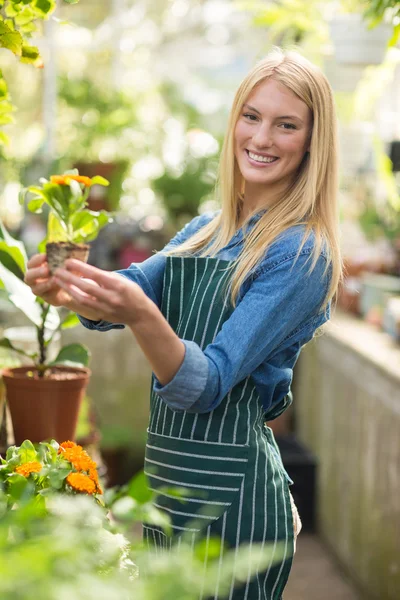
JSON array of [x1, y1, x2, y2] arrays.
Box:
[[285, 534, 361, 600]]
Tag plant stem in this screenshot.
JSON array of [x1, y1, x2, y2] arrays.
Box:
[[37, 303, 50, 378]]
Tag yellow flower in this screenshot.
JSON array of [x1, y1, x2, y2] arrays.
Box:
[[66, 472, 96, 495], [15, 461, 42, 477]]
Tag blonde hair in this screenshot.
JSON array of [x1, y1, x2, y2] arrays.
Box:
[[163, 47, 343, 312]]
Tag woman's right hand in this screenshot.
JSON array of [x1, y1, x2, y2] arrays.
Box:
[[24, 253, 72, 307], [24, 254, 102, 321]]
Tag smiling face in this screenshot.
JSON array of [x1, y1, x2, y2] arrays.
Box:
[[234, 78, 312, 209]]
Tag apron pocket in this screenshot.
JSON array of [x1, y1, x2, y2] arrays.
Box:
[[144, 429, 250, 535]]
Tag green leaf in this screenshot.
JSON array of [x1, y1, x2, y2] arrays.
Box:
[[0, 101, 13, 115], [47, 211, 68, 242], [0, 131, 9, 146], [0, 262, 60, 331], [49, 342, 90, 367], [90, 176, 109, 187], [47, 467, 70, 489], [0, 22, 23, 56], [0, 337, 35, 360], [27, 197, 46, 213], [35, 0, 56, 15], [6, 472, 31, 500], [43, 303, 61, 333], [60, 312, 80, 329], [0, 114, 13, 126], [20, 44, 40, 65], [19, 440, 38, 463], [0, 262, 45, 326], [389, 23, 400, 47], [72, 210, 112, 243], [0, 219, 27, 277], [63, 0, 80, 4], [127, 470, 153, 505]]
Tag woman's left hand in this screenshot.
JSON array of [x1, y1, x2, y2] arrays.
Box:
[[53, 259, 148, 327]]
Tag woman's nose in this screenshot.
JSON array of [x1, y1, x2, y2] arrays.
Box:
[[253, 124, 274, 148]]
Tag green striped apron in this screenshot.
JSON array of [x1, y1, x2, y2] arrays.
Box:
[[143, 257, 295, 599]]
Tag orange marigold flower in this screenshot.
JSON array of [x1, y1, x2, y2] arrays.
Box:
[[59, 444, 96, 472], [66, 472, 96, 495], [88, 467, 103, 494], [58, 440, 77, 454], [50, 175, 92, 187], [15, 461, 42, 477]]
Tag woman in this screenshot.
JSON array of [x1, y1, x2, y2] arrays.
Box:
[[25, 47, 343, 599]]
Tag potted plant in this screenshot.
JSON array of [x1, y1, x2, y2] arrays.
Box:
[[0, 173, 113, 445], [20, 169, 111, 273]]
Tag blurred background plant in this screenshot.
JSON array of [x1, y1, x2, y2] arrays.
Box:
[[0, 461, 286, 600]]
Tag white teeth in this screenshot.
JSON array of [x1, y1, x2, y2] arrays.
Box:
[[248, 151, 278, 163]]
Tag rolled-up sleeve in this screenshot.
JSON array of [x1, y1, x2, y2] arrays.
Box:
[[153, 251, 331, 413]]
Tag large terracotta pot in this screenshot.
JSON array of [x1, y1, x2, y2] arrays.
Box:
[[2, 366, 91, 445]]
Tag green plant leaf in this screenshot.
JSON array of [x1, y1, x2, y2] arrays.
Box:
[[127, 470, 153, 505], [63, 0, 80, 4], [6, 473, 31, 500], [27, 196, 46, 213], [0, 219, 27, 277], [47, 211, 68, 242], [20, 44, 40, 65], [0, 21, 23, 56], [35, 0, 55, 15], [0, 131, 9, 146], [60, 312, 81, 329], [49, 342, 90, 367], [0, 262, 45, 326], [0, 337, 35, 360], [19, 440, 38, 463], [72, 210, 112, 243], [90, 176, 109, 187], [389, 23, 400, 47], [47, 467, 70, 489], [0, 113, 13, 126], [0, 101, 13, 115]]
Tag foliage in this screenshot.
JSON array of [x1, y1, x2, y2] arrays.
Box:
[[238, 0, 328, 49], [0, 0, 80, 146], [364, 0, 400, 46], [241, 0, 400, 53], [0, 460, 287, 600], [0, 220, 90, 375], [357, 137, 400, 242], [0, 492, 138, 600], [57, 75, 139, 162], [152, 154, 218, 221], [0, 439, 103, 509], [20, 169, 112, 246]]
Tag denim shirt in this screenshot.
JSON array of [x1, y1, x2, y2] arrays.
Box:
[[78, 209, 332, 416]]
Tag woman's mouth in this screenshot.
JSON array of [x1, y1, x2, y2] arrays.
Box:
[[245, 149, 279, 167]]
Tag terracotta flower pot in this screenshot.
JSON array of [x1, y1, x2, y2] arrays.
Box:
[[46, 242, 89, 275], [2, 366, 91, 445]]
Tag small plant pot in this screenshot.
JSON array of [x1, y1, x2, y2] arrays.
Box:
[[2, 365, 91, 445], [46, 242, 90, 275]]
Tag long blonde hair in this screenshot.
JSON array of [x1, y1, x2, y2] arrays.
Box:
[[163, 47, 343, 312]]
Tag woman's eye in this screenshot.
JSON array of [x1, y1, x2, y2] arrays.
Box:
[[280, 123, 297, 130], [243, 113, 258, 121]]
